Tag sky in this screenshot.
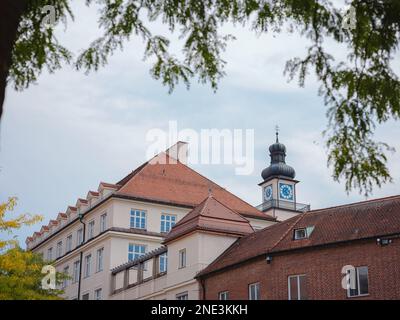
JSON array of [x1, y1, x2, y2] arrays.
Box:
[[1, 2, 399, 247]]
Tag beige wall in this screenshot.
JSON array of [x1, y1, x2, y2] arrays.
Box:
[[111, 231, 241, 300], [111, 199, 191, 233]]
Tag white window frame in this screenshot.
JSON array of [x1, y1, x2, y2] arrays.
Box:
[[294, 228, 307, 240], [47, 247, 53, 261], [178, 249, 186, 269], [100, 213, 107, 232], [62, 266, 69, 289], [130, 209, 147, 229], [160, 214, 177, 233], [66, 234, 72, 253], [94, 288, 102, 300], [96, 248, 104, 272], [128, 243, 146, 262], [248, 282, 260, 300], [347, 266, 369, 298], [288, 274, 307, 300], [73, 260, 80, 283], [219, 291, 229, 300], [159, 253, 168, 273], [88, 220, 95, 239], [84, 254, 92, 278], [176, 292, 188, 300], [77, 228, 83, 246], [56, 241, 63, 258]]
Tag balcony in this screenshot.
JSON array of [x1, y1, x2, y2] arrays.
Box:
[[256, 199, 310, 213]]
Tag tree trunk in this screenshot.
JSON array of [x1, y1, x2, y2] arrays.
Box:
[[0, 0, 28, 121]]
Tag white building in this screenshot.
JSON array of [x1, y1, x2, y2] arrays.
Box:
[[26, 141, 291, 300]]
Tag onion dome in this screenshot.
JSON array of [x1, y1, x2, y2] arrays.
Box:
[[261, 131, 296, 181]]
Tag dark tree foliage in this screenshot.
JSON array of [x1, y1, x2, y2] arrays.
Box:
[[2, 0, 400, 196]]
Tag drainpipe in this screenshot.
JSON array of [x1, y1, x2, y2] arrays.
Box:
[[199, 278, 206, 300], [77, 212, 86, 300]]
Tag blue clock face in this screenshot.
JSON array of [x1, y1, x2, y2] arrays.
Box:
[[264, 185, 273, 201], [279, 183, 293, 201]]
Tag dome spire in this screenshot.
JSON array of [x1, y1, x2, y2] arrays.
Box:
[[261, 129, 296, 181], [275, 125, 279, 143]]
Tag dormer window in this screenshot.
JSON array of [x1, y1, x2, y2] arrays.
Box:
[[294, 228, 307, 240], [293, 226, 314, 240]]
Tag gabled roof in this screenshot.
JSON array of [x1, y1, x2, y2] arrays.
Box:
[[57, 212, 67, 220], [198, 195, 400, 277], [164, 195, 254, 243], [115, 153, 274, 221], [99, 182, 120, 189], [76, 198, 88, 204]]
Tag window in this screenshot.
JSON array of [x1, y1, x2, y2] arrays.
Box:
[[62, 266, 69, 289], [219, 291, 229, 300], [130, 210, 146, 229], [82, 293, 89, 300], [160, 214, 176, 233], [56, 241, 63, 258], [94, 288, 102, 300], [288, 275, 307, 300], [249, 282, 260, 300], [66, 234, 72, 253], [84, 254, 92, 278], [100, 213, 107, 232], [347, 266, 369, 297], [77, 228, 83, 246], [73, 260, 80, 283], [96, 248, 104, 272], [176, 292, 188, 300], [88, 220, 95, 239], [128, 244, 146, 261], [178, 249, 186, 269], [159, 253, 168, 273], [47, 247, 53, 261], [294, 226, 315, 240], [294, 228, 307, 240]]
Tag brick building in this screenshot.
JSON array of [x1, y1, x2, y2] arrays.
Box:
[[197, 195, 400, 300]]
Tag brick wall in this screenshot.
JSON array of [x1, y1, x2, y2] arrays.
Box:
[[201, 238, 400, 300]]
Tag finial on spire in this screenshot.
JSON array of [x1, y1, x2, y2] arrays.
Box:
[[275, 125, 280, 143]]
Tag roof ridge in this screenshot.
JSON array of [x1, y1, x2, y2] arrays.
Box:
[[310, 194, 400, 213]]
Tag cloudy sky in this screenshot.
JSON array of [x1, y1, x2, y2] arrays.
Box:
[[1, 2, 399, 246]]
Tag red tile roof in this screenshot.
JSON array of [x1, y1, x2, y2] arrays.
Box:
[[198, 195, 400, 277], [57, 212, 67, 219], [99, 182, 120, 189], [116, 153, 274, 221], [164, 196, 254, 243]]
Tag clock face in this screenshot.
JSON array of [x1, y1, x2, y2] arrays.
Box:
[[264, 185, 273, 201], [279, 183, 294, 201]]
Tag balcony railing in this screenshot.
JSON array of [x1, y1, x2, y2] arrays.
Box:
[[256, 199, 310, 213]]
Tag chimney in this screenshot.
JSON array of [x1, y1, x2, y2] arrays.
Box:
[[166, 141, 188, 165]]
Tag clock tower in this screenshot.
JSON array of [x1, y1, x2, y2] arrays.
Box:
[[257, 130, 310, 221]]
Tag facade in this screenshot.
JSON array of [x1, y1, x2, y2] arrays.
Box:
[[26, 137, 400, 300], [25, 142, 276, 300], [197, 195, 400, 300]]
